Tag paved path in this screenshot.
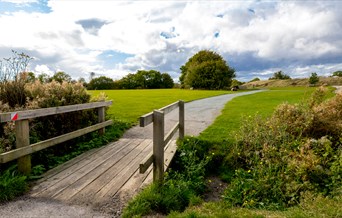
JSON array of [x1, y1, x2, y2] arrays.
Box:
[[123, 90, 264, 139], [0, 90, 264, 218]]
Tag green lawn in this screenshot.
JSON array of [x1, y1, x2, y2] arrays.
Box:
[[199, 87, 316, 142], [88, 89, 234, 124]]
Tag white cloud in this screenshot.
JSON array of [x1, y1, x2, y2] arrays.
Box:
[[0, 0, 341, 82]]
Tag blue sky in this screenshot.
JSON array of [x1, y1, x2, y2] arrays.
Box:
[[1, 0, 342, 82]]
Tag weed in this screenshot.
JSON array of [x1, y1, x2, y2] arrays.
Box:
[[0, 165, 28, 202]]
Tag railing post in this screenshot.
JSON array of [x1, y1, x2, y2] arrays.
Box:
[[179, 100, 185, 140], [15, 119, 31, 175], [153, 110, 164, 185], [98, 106, 105, 135]]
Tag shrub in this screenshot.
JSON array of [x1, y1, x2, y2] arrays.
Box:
[[222, 89, 342, 209]]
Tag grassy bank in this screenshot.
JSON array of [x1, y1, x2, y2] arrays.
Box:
[[199, 87, 316, 142]]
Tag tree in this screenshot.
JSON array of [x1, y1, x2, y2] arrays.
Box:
[[332, 71, 342, 77], [269, 71, 291, 80], [87, 76, 115, 90], [37, 73, 50, 83], [161, 73, 174, 88], [51, 71, 72, 83], [179, 50, 235, 89], [249, 77, 260, 82], [119, 70, 174, 89], [309, 72, 319, 85]]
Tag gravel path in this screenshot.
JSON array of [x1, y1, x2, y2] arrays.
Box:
[[0, 90, 263, 218]]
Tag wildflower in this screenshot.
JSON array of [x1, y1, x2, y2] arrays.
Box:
[[248, 170, 251, 173], [212, 152, 215, 155]]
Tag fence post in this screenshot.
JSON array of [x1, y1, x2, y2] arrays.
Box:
[[179, 100, 185, 140], [98, 106, 105, 135], [153, 110, 164, 184], [15, 119, 31, 175]]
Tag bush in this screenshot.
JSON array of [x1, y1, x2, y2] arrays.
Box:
[[222, 88, 342, 209]]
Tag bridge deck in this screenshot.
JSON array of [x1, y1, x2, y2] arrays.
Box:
[[29, 138, 177, 205]]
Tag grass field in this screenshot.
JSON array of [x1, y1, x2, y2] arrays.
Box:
[[199, 87, 316, 142], [88, 89, 234, 124]]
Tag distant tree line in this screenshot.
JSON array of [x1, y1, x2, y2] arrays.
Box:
[[87, 70, 174, 90]]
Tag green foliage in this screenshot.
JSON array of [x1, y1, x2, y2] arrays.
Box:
[[119, 70, 174, 89], [123, 137, 213, 217], [179, 50, 235, 90], [269, 71, 291, 80], [249, 77, 260, 82], [309, 72, 319, 85], [332, 70, 342, 77], [87, 76, 116, 90], [222, 89, 342, 209], [230, 79, 244, 88], [0, 165, 28, 202], [50, 71, 71, 83]]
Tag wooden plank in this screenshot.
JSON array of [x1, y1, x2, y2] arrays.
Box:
[[139, 152, 153, 174], [159, 101, 179, 115], [65, 139, 152, 203], [153, 110, 164, 184], [15, 119, 31, 175], [93, 139, 153, 201], [141, 140, 177, 188], [31, 139, 136, 197], [54, 139, 147, 202], [0, 120, 113, 164], [179, 100, 185, 139], [98, 106, 105, 135], [0, 101, 112, 123], [140, 112, 153, 127], [164, 123, 179, 147]]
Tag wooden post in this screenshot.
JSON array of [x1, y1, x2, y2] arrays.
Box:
[[153, 110, 164, 184], [15, 120, 31, 175], [179, 100, 185, 140], [98, 106, 105, 135]]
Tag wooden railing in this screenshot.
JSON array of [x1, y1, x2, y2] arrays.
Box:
[[0, 101, 113, 175], [139, 100, 184, 184]]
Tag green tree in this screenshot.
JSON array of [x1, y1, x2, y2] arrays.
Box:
[[269, 71, 291, 80], [179, 50, 235, 89], [51, 71, 72, 83], [161, 73, 174, 88], [119, 70, 174, 89], [332, 71, 342, 77], [37, 73, 50, 83], [249, 77, 260, 82], [87, 76, 115, 90], [309, 72, 319, 85], [120, 73, 139, 89]]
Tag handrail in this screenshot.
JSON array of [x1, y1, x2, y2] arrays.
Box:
[[0, 101, 113, 175], [139, 100, 184, 184]]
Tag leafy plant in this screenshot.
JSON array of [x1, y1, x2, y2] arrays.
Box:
[[0, 165, 28, 202]]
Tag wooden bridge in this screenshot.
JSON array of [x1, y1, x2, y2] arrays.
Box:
[[0, 100, 184, 206]]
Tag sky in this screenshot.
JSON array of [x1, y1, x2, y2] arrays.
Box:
[[0, 0, 342, 82]]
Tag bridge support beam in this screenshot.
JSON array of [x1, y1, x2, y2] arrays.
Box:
[[153, 110, 164, 185]]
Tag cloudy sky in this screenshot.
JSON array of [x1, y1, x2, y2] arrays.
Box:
[[1, 0, 342, 82]]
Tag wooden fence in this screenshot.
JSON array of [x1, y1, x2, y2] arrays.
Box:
[[0, 101, 113, 175], [139, 100, 184, 184]]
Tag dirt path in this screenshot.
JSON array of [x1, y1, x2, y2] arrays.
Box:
[[0, 90, 263, 218]]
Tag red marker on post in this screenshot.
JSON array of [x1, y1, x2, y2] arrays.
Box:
[[11, 112, 18, 121]]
